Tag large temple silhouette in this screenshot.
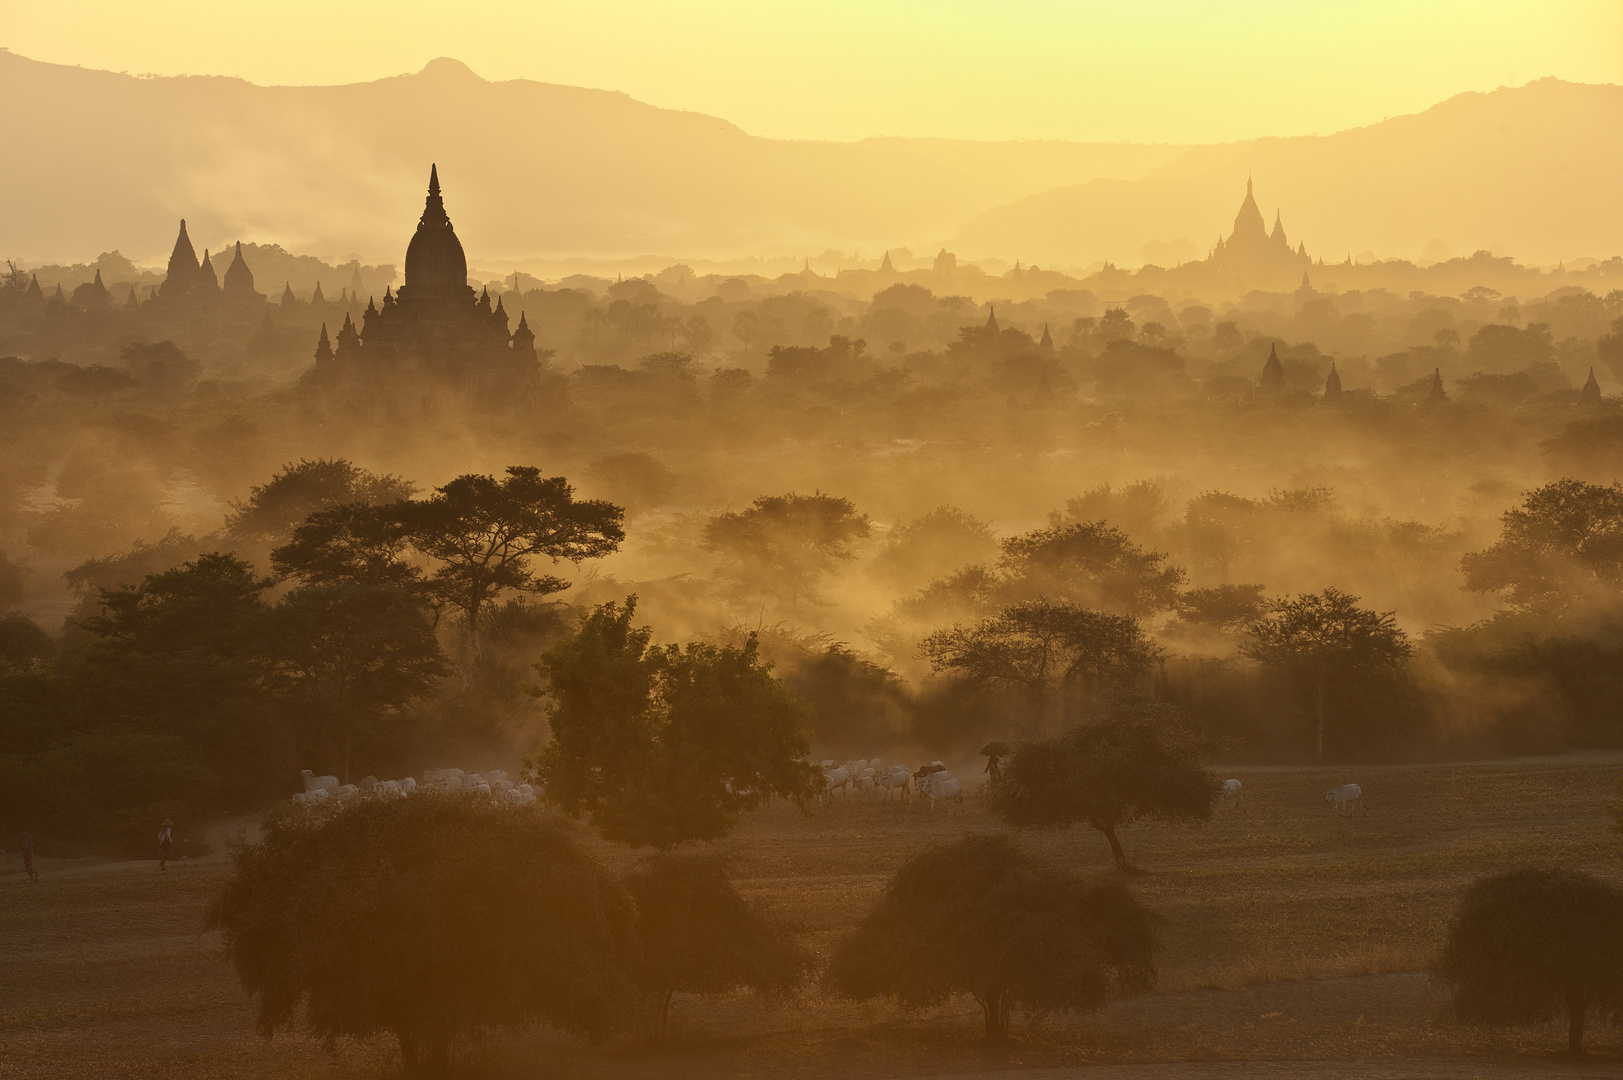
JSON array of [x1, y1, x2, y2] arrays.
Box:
[[1207, 178, 1311, 288], [312, 165, 540, 418]]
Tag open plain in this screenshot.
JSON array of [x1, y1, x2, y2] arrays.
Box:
[[3, 754, 1621, 1080]]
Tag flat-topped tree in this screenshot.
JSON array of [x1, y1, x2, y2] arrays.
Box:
[[992, 700, 1218, 871], [404, 467, 623, 665]]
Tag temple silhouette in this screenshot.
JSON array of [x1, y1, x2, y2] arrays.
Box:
[[311, 165, 540, 418], [1207, 179, 1312, 288]]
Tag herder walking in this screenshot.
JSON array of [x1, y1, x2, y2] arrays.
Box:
[[20, 831, 38, 882], [157, 819, 173, 872]]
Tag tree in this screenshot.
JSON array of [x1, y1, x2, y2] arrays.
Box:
[[992, 702, 1218, 870], [1434, 869, 1623, 1056], [228, 458, 414, 544], [405, 467, 624, 665], [704, 491, 871, 612], [623, 851, 809, 1040], [271, 502, 421, 591], [262, 584, 447, 780], [525, 599, 820, 847], [273, 467, 624, 668], [1462, 479, 1623, 617], [207, 797, 639, 1075], [998, 520, 1186, 616], [920, 599, 1160, 731], [87, 552, 271, 659], [826, 833, 1155, 1040], [1242, 588, 1413, 760], [870, 505, 998, 592]]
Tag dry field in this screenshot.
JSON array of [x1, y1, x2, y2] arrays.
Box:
[[3, 755, 1622, 1079]]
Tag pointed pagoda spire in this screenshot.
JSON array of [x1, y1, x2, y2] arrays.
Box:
[[281, 282, 296, 307], [1301, 271, 1312, 289], [311, 281, 325, 305], [1039, 322, 1054, 350], [223, 241, 257, 295], [198, 249, 219, 291], [314, 322, 334, 364], [512, 308, 537, 360], [1581, 367, 1602, 405], [419, 163, 449, 228], [126, 285, 139, 308], [879, 251, 894, 274], [50, 283, 65, 304], [1324, 360, 1342, 397], [1260, 342, 1285, 391], [163, 218, 201, 297], [986, 304, 999, 332], [1426, 367, 1447, 405], [349, 263, 365, 297], [25, 273, 43, 301]]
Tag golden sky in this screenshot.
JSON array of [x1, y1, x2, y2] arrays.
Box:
[[4, 1, 1619, 142]]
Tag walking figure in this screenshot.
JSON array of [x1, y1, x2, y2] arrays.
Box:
[[21, 831, 38, 882], [157, 819, 173, 872], [980, 741, 1011, 789]]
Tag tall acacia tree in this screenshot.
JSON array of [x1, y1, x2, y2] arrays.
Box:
[[1461, 478, 1623, 618], [1241, 588, 1413, 760], [273, 467, 623, 669]]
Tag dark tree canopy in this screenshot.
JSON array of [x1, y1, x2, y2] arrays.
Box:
[[526, 598, 820, 847], [623, 851, 808, 1040], [870, 505, 998, 592], [407, 467, 624, 662], [704, 491, 871, 611], [227, 458, 415, 544], [262, 584, 447, 779], [1242, 587, 1414, 760], [1462, 478, 1623, 617], [207, 797, 639, 1075], [273, 466, 624, 667], [1434, 868, 1623, 1055], [87, 551, 271, 660], [992, 702, 1219, 870], [998, 520, 1186, 616], [920, 599, 1159, 730], [826, 833, 1156, 1040]]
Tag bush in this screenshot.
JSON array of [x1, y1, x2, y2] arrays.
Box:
[[207, 796, 639, 1074], [1434, 868, 1623, 1055], [623, 851, 809, 1039], [826, 833, 1155, 1040]]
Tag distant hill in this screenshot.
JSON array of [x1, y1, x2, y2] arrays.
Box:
[[2, 52, 1615, 271], [0, 50, 1183, 266], [955, 79, 1623, 268]]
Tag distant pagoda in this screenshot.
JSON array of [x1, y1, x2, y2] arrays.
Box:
[[312, 165, 541, 419]]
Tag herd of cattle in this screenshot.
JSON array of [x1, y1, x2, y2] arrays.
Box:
[[292, 768, 541, 806], [291, 765, 1369, 817], [817, 759, 965, 809]]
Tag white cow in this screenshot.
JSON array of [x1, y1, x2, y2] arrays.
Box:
[[877, 765, 912, 801], [1325, 783, 1365, 815], [820, 767, 852, 806], [300, 769, 339, 793], [1221, 778, 1243, 810], [920, 772, 963, 811]]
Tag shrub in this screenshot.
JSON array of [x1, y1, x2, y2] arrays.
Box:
[[1434, 868, 1623, 1055], [623, 851, 809, 1039], [825, 833, 1155, 1040], [207, 796, 639, 1074]]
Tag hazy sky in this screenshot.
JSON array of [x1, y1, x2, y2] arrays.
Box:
[[4, 1, 1619, 142]]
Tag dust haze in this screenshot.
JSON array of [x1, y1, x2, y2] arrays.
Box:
[[4, 37, 1623, 1079]]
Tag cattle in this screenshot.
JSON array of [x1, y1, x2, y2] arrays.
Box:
[[820, 767, 852, 806], [877, 765, 912, 801], [300, 769, 339, 793], [1221, 778, 1243, 810], [919, 772, 964, 812], [1325, 783, 1365, 814]]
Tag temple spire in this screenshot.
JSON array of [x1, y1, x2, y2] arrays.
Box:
[[986, 305, 999, 332]]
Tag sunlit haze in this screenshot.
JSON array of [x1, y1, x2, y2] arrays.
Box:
[[4, 0, 1619, 142]]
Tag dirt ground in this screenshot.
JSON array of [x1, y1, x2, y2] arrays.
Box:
[[3, 755, 1621, 1079]]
